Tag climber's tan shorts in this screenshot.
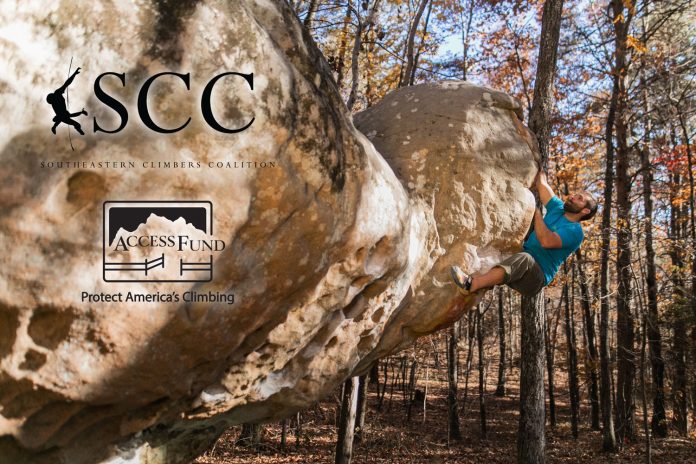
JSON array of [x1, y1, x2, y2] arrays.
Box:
[[495, 252, 545, 297]]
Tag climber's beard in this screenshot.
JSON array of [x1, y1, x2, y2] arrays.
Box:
[[563, 199, 583, 214]]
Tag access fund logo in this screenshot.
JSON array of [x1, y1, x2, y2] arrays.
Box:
[[103, 201, 225, 283]]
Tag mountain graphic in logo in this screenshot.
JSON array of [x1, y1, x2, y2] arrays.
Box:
[[107, 206, 209, 246], [103, 201, 223, 283]]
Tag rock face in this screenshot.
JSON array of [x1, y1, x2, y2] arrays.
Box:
[[352, 82, 539, 369], [0, 1, 538, 464]]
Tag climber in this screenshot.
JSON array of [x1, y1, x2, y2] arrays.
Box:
[[450, 170, 597, 297], [47, 67, 88, 135]]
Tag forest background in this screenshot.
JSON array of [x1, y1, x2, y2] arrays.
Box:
[[197, 1, 696, 462]]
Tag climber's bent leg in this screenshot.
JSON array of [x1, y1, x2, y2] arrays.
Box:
[[451, 252, 544, 296], [468, 267, 505, 293], [66, 118, 85, 135], [496, 252, 545, 297]]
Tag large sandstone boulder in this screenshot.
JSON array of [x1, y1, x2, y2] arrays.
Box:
[[352, 82, 539, 370], [0, 1, 538, 463]]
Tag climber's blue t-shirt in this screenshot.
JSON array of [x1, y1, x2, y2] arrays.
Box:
[[523, 196, 584, 285]]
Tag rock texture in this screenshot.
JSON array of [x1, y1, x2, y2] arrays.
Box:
[[352, 81, 539, 370], [0, 1, 538, 463]]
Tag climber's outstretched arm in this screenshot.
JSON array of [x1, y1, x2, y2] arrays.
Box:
[[533, 209, 562, 249], [56, 67, 81, 94], [534, 170, 555, 206]]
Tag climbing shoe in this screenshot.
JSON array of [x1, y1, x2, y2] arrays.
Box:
[[450, 265, 473, 294]]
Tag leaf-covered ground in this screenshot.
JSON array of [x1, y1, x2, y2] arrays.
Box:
[[194, 364, 696, 463]]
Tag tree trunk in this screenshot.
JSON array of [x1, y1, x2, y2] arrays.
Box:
[[599, 52, 619, 454], [406, 358, 418, 421], [347, 1, 381, 110], [363, 10, 379, 107], [448, 322, 462, 440], [354, 374, 368, 443], [519, 294, 547, 463], [509, 290, 516, 369], [303, 0, 319, 29], [675, 109, 696, 411], [477, 306, 487, 438], [576, 250, 600, 430], [388, 358, 397, 411], [346, 3, 363, 111], [410, 0, 433, 85], [462, 312, 476, 415], [460, 0, 475, 80], [640, 314, 652, 464], [611, 0, 636, 444], [369, 360, 379, 384], [673, 313, 689, 436], [496, 286, 507, 396], [335, 2, 352, 88], [518, 1, 564, 461], [423, 358, 429, 422], [545, 304, 557, 427], [377, 358, 388, 411], [670, 171, 689, 436], [281, 419, 287, 451], [335, 377, 359, 464], [295, 412, 302, 446], [401, 0, 429, 88], [640, 144, 668, 437], [238, 423, 262, 448], [400, 357, 407, 398], [527, 0, 564, 157], [564, 269, 580, 438]]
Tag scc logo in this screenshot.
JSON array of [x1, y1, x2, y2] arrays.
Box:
[[47, 61, 255, 140]]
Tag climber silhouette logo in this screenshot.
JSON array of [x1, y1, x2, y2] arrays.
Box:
[[103, 201, 226, 283], [47, 60, 87, 150]]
